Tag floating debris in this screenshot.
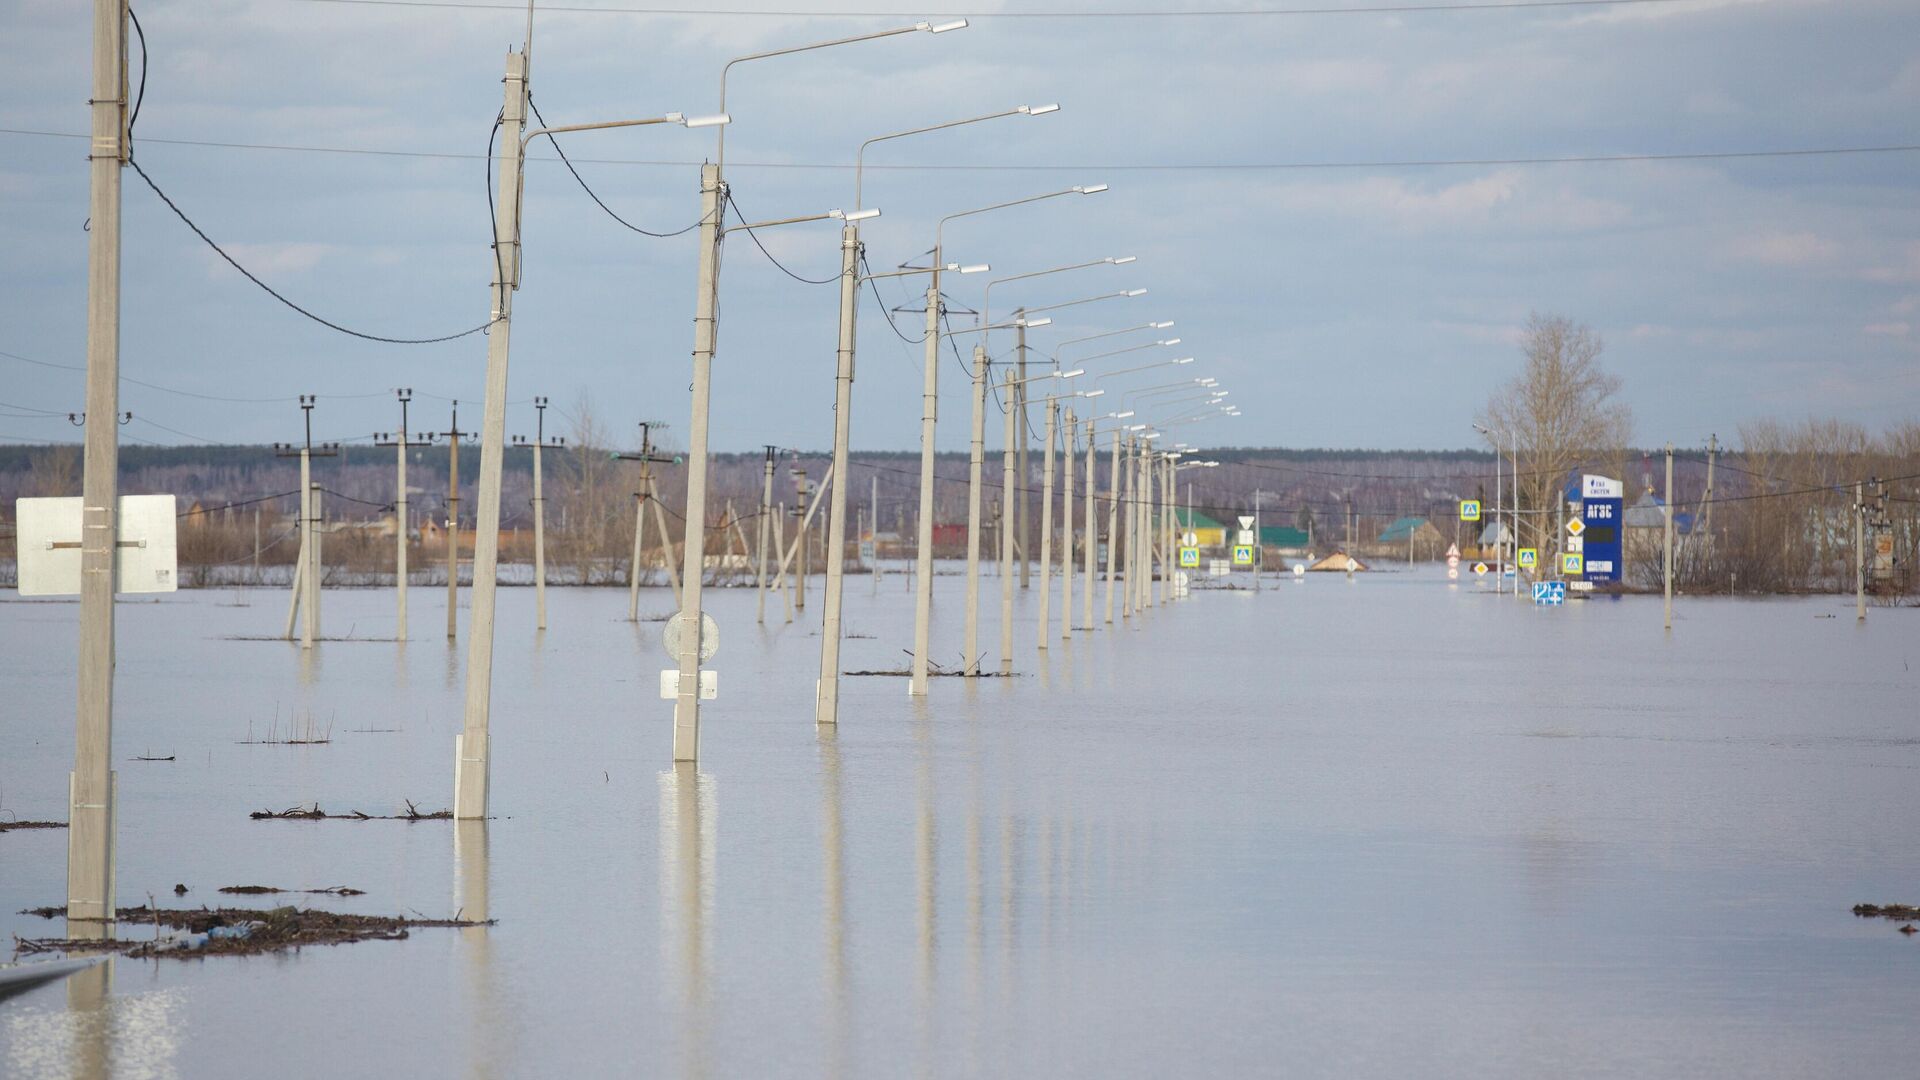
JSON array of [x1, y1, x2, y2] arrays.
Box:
[[1853, 903, 1920, 920], [133, 755, 175, 762], [218, 885, 365, 896], [0, 821, 67, 834], [249, 801, 450, 822], [14, 904, 489, 959]]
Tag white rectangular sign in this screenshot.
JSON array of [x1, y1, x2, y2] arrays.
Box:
[[1236, 529, 1255, 546], [1566, 535, 1583, 554], [16, 495, 178, 596], [1582, 474, 1624, 499]]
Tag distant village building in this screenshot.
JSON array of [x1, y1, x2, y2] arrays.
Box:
[[1375, 516, 1443, 559], [1171, 508, 1226, 547], [1308, 551, 1368, 572]]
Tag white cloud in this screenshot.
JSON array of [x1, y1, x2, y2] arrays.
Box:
[[1864, 321, 1910, 336]]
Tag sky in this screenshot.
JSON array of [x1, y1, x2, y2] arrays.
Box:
[[1, 0, 1917, 456]]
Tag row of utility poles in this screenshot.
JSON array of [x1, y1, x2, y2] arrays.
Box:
[[58, 6, 1255, 925]]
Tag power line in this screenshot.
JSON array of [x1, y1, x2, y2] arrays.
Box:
[[526, 96, 707, 238], [130, 158, 498, 345], [724, 192, 839, 285], [293, 0, 1708, 20], [11, 128, 1915, 173]]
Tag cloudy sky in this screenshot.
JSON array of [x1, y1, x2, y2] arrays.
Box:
[[2, 0, 1916, 455]]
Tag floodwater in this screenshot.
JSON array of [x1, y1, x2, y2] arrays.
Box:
[[2, 567, 1917, 1078]]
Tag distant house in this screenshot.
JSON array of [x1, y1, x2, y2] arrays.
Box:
[[1170, 508, 1226, 547], [1308, 551, 1368, 572], [1259, 525, 1311, 554], [1376, 516, 1442, 557]]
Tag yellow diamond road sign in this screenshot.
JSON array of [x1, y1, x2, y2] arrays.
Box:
[[1566, 518, 1586, 537], [1473, 562, 1489, 575]]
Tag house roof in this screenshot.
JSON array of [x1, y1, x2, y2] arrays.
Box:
[[1625, 492, 1695, 533], [1260, 525, 1310, 547], [1377, 516, 1433, 543], [1173, 508, 1224, 530], [1477, 521, 1512, 545]]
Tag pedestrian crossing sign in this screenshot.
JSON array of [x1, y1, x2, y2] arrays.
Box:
[[1179, 546, 1200, 567], [1460, 499, 1481, 522], [1232, 545, 1254, 565], [1517, 547, 1537, 569], [1561, 552, 1584, 575]]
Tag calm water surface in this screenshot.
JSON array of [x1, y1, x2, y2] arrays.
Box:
[[2, 568, 1917, 1077]]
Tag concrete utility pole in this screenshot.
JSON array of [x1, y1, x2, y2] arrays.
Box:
[[1061, 409, 1075, 642], [814, 220, 860, 722], [908, 265, 943, 695], [455, 46, 528, 821], [792, 458, 810, 612], [1121, 434, 1135, 619], [1253, 487, 1262, 593], [510, 396, 561, 631], [1082, 420, 1096, 631], [1017, 317, 1031, 592], [1105, 428, 1121, 623], [67, 0, 127, 925], [816, 220, 860, 725], [999, 370, 1019, 673], [672, 162, 723, 759], [439, 401, 469, 641], [757, 446, 776, 622], [1856, 480, 1867, 622], [1664, 443, 1675, 631], [1037, 399, 1057, 650], [276, 396, 337, 650], [1698, 433, 1718, 565], [623, 421, 679, 620], [373, 389, 419, 641], [963, 343, 988, 675]]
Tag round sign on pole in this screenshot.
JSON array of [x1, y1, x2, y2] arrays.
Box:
[[663, 610, 720, 663], [1447, 567, 1459, 580], [1345, 557, 1358, 573], [1292, 564, 1306, 578]]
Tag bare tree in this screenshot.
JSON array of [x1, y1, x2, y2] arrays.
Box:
[[550, 394, 625, 584], [25, 445, 80, 497], [1482, 313, 1633, 557]]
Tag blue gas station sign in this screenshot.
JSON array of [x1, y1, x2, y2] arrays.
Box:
[[1580, 475, 1624, 583]]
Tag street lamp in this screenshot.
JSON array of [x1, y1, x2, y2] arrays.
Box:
[[816, 104, 1047, 728], [457, 30, 729, 815], [1472, 421, 1519, 597], [906, 184, 1108, 696], [672, 21, 965, 765], [995, 366, 1079, 673]]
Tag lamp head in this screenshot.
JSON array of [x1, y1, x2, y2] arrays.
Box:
[[1173, 357, 1195, 365], [1110, 255, 1137, 265], [830, 207, 882, 222], [1125, 288, 1147, 297], [673, 112, 732, 128], [1019, 103, 1061, 115], [921, 18, 969, 32], [1074, 183, 1109, 195], [1015, 316, 1052, 328], [1058, 368, 1085, 378]]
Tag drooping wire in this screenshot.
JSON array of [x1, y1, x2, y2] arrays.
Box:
[[723, 192, 837, 285], [857, 251, 926, 345], [118, 14, 493, 345], [127, 7, 147, 155], [526, 97, 704, 238], [130, 160, 497, 345]]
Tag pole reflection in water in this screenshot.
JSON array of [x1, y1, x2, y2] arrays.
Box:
[[455, 819, 504, 1079], [660, 763, 715, 1080], [66, 935, 110, 1080], [818, 728, 849, 1077], [914, 700, 938, 1079]]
